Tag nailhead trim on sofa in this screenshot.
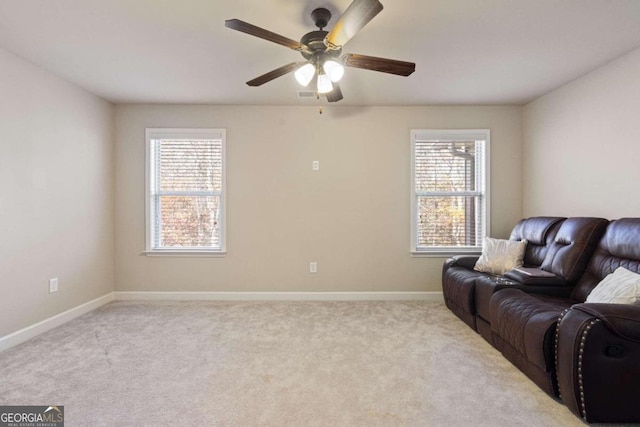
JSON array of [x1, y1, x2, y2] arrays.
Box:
[[555, 308, 601, 422], [554, 308, 571, 402], [577, 319, 600, 421]]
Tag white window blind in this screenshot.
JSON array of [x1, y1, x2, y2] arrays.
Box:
[[145, 129, 226, 254], [411, 130, 489, 255]]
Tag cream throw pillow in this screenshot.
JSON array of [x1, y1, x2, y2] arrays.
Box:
[[474, 237, 527, 275], [586, 267, 640, 305]]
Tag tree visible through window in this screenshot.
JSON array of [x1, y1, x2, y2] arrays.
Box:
[[411, 130, 489, 254], [146, 129, 225, 253]]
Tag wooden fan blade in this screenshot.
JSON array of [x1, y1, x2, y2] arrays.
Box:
[[225, 19, 305, 51], [343, 53, 415, 76], [246, 62, 303, 87], [325, 0, 383, 49], [326, 82, 344, 103]]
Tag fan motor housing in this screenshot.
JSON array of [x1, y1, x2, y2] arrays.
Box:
[[300, 31, 342, 60], [301, 31, 328, 53]]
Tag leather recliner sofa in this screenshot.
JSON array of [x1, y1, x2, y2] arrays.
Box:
[[442, 217, 640, 423], [442, 216, 566, 329], [442, 217, 607, 335]]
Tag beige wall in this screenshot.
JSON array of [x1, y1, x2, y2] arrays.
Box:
[[0, 48, 114, 336], [4, 32, 638, 335], [115, 105, 522, 293], [523, 46, 640, 218]]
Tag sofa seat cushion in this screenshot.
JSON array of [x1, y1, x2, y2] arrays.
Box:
[[475, 276, 526, 322], [490, 289, 573, 371], [475, 276, 573, 324]]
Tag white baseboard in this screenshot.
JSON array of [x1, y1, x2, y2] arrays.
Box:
[[113, 291, 444, 302], [0, 292, 115, 353], [1, 291, 443, 352]]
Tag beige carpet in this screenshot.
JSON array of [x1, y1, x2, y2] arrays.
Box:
[[0, 301, 587, 426]]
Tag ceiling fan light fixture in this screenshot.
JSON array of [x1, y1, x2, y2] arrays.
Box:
[[317, 73, 333, 94], [294, 63, 315, 86], [323, 60, 344, 82], [226, 0, 415, 102]]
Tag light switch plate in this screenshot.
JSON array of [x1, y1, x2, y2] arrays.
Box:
[[49, 278, 59, 293]]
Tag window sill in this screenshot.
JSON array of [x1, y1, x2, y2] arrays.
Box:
[[411, 250, 481, 258], [141, 250, 227, 258]]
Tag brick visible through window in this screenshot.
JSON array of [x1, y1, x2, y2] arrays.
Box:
[[146, 129, 226, 253]]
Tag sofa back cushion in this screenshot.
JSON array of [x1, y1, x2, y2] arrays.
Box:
[[571, 218, 640, 302], [540, 217, 609, 284], [509, 217, 565, 266]]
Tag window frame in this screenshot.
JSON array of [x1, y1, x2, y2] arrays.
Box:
[[410, 129, 490, 257], [144, 128, 227, 257]]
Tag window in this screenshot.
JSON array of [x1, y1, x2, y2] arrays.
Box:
[[411, 129, 489, 255], [145, 128, 226, 255]]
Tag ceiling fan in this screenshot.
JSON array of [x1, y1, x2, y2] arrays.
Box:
[[225, 0, 416, 102]]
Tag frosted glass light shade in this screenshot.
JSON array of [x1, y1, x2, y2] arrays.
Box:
[[323, 60, 344, 82], [294, 63, 315, 86], [317, 73, 333, 94]]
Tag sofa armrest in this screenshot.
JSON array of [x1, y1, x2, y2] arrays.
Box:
[[572, 303, 640, 343], [444, 255, 479, 270], [556, 304, 640, 423], [503, 269, 567, 286]]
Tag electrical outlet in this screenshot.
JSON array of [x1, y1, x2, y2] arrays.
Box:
[[49, 278, 59, 293], [312, 160, 320, 171], [309, 262, 317, 273]]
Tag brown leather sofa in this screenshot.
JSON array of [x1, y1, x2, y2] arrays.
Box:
[[442, 216, 567, 329], [442, 217, 640, 423], [442, 217, 607, 334]]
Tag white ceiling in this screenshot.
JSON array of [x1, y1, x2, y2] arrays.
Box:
[[1, 0, 640, 106]]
